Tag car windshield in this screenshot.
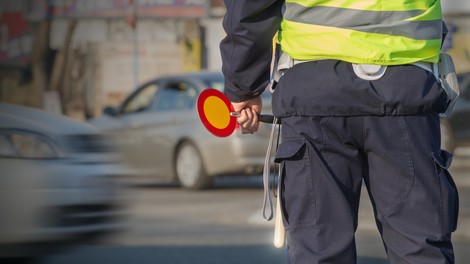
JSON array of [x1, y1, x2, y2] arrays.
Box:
[[199, 73, 272, 100], [200, 75, 224, 92]]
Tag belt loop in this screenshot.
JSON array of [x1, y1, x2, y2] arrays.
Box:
[[352, 64, 387, 81]]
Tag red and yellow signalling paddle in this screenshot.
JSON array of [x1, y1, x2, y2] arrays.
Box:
[[197, 88, 277, 137], [197, 88, 237, 137]]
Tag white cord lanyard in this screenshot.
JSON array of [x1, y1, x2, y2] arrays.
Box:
[[262, 116, 280, 221]]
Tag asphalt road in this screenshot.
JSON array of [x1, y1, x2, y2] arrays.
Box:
[[39, 148, 470, 264]]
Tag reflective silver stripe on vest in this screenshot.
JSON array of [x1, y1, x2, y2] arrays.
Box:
[[284, 2, 441, 40]]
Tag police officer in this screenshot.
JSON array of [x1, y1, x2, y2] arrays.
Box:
[[220, 0, 459, 263]]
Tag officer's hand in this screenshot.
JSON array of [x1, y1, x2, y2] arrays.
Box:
[[231, 96, 262, 134]]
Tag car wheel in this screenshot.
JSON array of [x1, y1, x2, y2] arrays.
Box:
[[440, 119, 455, 153], [175, 141, 212, 190]]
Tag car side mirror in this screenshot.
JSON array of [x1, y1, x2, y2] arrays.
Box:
[[103, 106, 118, 116]]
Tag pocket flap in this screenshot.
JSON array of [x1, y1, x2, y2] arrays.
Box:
[[432, 150, 454, 169], [274, 138, 306, 163]]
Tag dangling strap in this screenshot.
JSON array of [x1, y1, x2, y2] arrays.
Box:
[[262, 116, 279, 221]]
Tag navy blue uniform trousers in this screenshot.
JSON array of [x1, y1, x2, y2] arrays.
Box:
[[272, 60, 459, 264]]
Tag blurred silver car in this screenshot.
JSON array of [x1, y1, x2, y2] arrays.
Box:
[[0, 102, 127, 260], [89, 71, 275, 190]]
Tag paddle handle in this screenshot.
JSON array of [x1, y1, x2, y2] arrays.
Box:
[[231, 112, 280, 124], [259, 114, 281, 124]]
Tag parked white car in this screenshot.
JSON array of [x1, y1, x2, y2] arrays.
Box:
[[0, 102, 128, 261]]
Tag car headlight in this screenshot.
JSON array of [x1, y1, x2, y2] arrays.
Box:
[[0, 130, 63, 159]]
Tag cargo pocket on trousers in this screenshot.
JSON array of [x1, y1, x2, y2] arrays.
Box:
[[275, 138, 317, 229], [432, 150, 459, 234]]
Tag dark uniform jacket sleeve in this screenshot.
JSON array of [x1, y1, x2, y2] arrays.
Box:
[[220, 0, 283, 102]]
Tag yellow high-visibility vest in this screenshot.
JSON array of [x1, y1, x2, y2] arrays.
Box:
[[279, 0, 443, 65]]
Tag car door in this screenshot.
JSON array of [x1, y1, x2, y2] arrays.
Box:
[[112, 82, 160, 176], [138, 78, 200, 178]]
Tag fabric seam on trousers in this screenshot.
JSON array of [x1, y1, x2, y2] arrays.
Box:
[[377, 116, 416, 219]]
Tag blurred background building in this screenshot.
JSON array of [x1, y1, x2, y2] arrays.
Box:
[[0, 0, 225, 119], [0, 0, 468, 121]]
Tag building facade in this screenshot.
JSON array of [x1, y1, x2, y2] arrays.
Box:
[[0, 0, 226, 118]]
